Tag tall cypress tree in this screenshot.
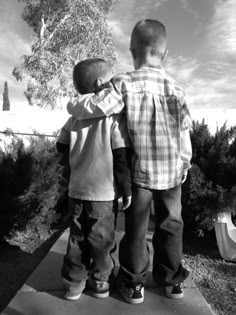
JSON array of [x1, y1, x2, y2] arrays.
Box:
[[3, 81, 10, 111]]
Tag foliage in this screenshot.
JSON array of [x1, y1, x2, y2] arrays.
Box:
[[1, 120, 236, 243], [0, 134, 68, 246], [182, 121, 236, 237], [13, 0, 118, 108], [2, 81, 10, 111]]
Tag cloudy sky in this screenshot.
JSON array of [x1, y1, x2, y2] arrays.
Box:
[[0, 0, 236, 109]]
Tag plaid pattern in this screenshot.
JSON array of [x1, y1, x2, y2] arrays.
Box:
[[94, 66, 192, 190]]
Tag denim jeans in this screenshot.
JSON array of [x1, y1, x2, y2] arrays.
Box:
[[119, 183, 189, 286], [62, 198, 117, 284]]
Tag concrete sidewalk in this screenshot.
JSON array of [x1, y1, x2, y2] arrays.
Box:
[[2, 223, 215, 315]]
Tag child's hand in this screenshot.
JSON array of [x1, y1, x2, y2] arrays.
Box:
[[95, 81, 113, 92], [181, 170, 188, 184], [118, 196, 132, 211], [122, 196, 132, 210], [103, 81, 113, 89]]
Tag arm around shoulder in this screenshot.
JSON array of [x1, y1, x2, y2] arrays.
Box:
[[67, 83, 124, 119]]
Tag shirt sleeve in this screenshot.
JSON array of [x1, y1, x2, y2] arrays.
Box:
[[67, 78, 125, 120], [110, 113, 130, 150], [56, 142, 69, 153], [56, 119, 71, 180], [57, 117, 71, 145], [111, 113, 132, 198], [112, 147, 132, 198], [180, 128, 192, 173], [180, 95, 192, 131]]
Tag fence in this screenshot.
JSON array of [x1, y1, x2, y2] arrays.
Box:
[[1, 107, 236, 150], [0, 108, 70, 150]]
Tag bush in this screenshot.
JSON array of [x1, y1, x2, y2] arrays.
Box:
[[182, 121, 236, 237], [1, 121, 236, 243], [0, 134, 68, 248]]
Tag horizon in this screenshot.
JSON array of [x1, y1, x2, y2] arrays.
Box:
[[2, 101, 236, 136]]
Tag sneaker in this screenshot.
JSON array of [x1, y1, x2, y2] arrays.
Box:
[[89, 278, 110, 298], [118, 281, 144, 304], [165, 283, 184, 299], [62, 278, 86, 301]]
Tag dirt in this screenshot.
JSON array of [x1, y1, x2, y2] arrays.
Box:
[[0, 230, 62, 313], [183, 235, 236, 315]]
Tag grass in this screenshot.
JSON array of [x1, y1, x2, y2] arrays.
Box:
[[183, 233, 236, 315]]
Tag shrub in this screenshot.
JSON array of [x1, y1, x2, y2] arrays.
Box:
[[182, 121, 236, 237], [1, 120, 236, 243], [0, 134, 68, 249]]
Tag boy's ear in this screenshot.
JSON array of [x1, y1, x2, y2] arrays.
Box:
[[161, 49, 168, 61], [130, 48, 137, 60], [95, 78, 103, 89]]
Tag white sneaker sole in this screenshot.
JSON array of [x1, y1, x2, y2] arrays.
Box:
[[64, 292, 82, 300], [93, 291, 109, 298]]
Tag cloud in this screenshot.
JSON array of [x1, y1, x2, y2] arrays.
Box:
[[165, 55, 236, 108], [108, 0, 168, 73], [165, 55, 199, 83], [0, 30, 31, 103], [190, 61, 236, 108], [179, 0, 198, 19], [108, 20, 133, 73], [132, 0, 168, 20], [109, 0, 168, 29], [0, 0, 32, 103], [206, 0, 236, 58]]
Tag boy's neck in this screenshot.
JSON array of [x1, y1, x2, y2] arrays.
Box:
[[135, 55, 163, 69]]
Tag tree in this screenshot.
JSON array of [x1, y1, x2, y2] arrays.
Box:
[[24, 82, 34, 106], [2, 81, 10, 111], [13, 0, 118, 108]]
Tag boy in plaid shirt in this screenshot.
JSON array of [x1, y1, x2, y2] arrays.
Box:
[[67, 19, 192, 304]]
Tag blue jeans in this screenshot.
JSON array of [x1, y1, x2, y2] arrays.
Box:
[[119, 183, 189, 286], [62, 198, 117, 283]]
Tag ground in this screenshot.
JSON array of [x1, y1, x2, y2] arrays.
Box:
[[0, 229, 63, 312], [182, 235, 236, 315], [0, 218, 235, 315]]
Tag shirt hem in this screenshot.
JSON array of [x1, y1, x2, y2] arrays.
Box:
[[68, 192, 117, 201], [132, 179, 182, 190]]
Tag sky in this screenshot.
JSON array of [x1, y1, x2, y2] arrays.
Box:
[[0, 0, 236, 110]]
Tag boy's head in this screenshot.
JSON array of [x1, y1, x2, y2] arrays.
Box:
[[73, 58, 113, 94], [130, 19, 167, 68]]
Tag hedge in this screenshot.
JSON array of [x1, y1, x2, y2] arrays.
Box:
[[0, 121, 236, 243]]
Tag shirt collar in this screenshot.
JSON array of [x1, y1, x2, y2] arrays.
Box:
[[138, 65, 165, 72]]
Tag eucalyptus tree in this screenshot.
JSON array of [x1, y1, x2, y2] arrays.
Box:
[[13, 0, 118, 108]]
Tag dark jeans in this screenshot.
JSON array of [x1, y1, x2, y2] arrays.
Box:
[[62, 198, 117, 283], [119, 183, 189, 286]]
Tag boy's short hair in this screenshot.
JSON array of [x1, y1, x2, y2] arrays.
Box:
[[73, 58, 110, 94], [130, 19, 167, 57]]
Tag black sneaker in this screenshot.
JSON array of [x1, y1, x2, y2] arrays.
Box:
[[118, 281, 144, 304], [165, 283, 184, 299]]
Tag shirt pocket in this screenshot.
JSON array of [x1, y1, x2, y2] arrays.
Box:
[[162, 96, 180, 134]]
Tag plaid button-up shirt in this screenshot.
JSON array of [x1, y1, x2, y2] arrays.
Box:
[[68, 66, 192, 190]]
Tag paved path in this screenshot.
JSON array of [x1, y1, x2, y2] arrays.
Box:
[[3, 223, 215, 315]]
